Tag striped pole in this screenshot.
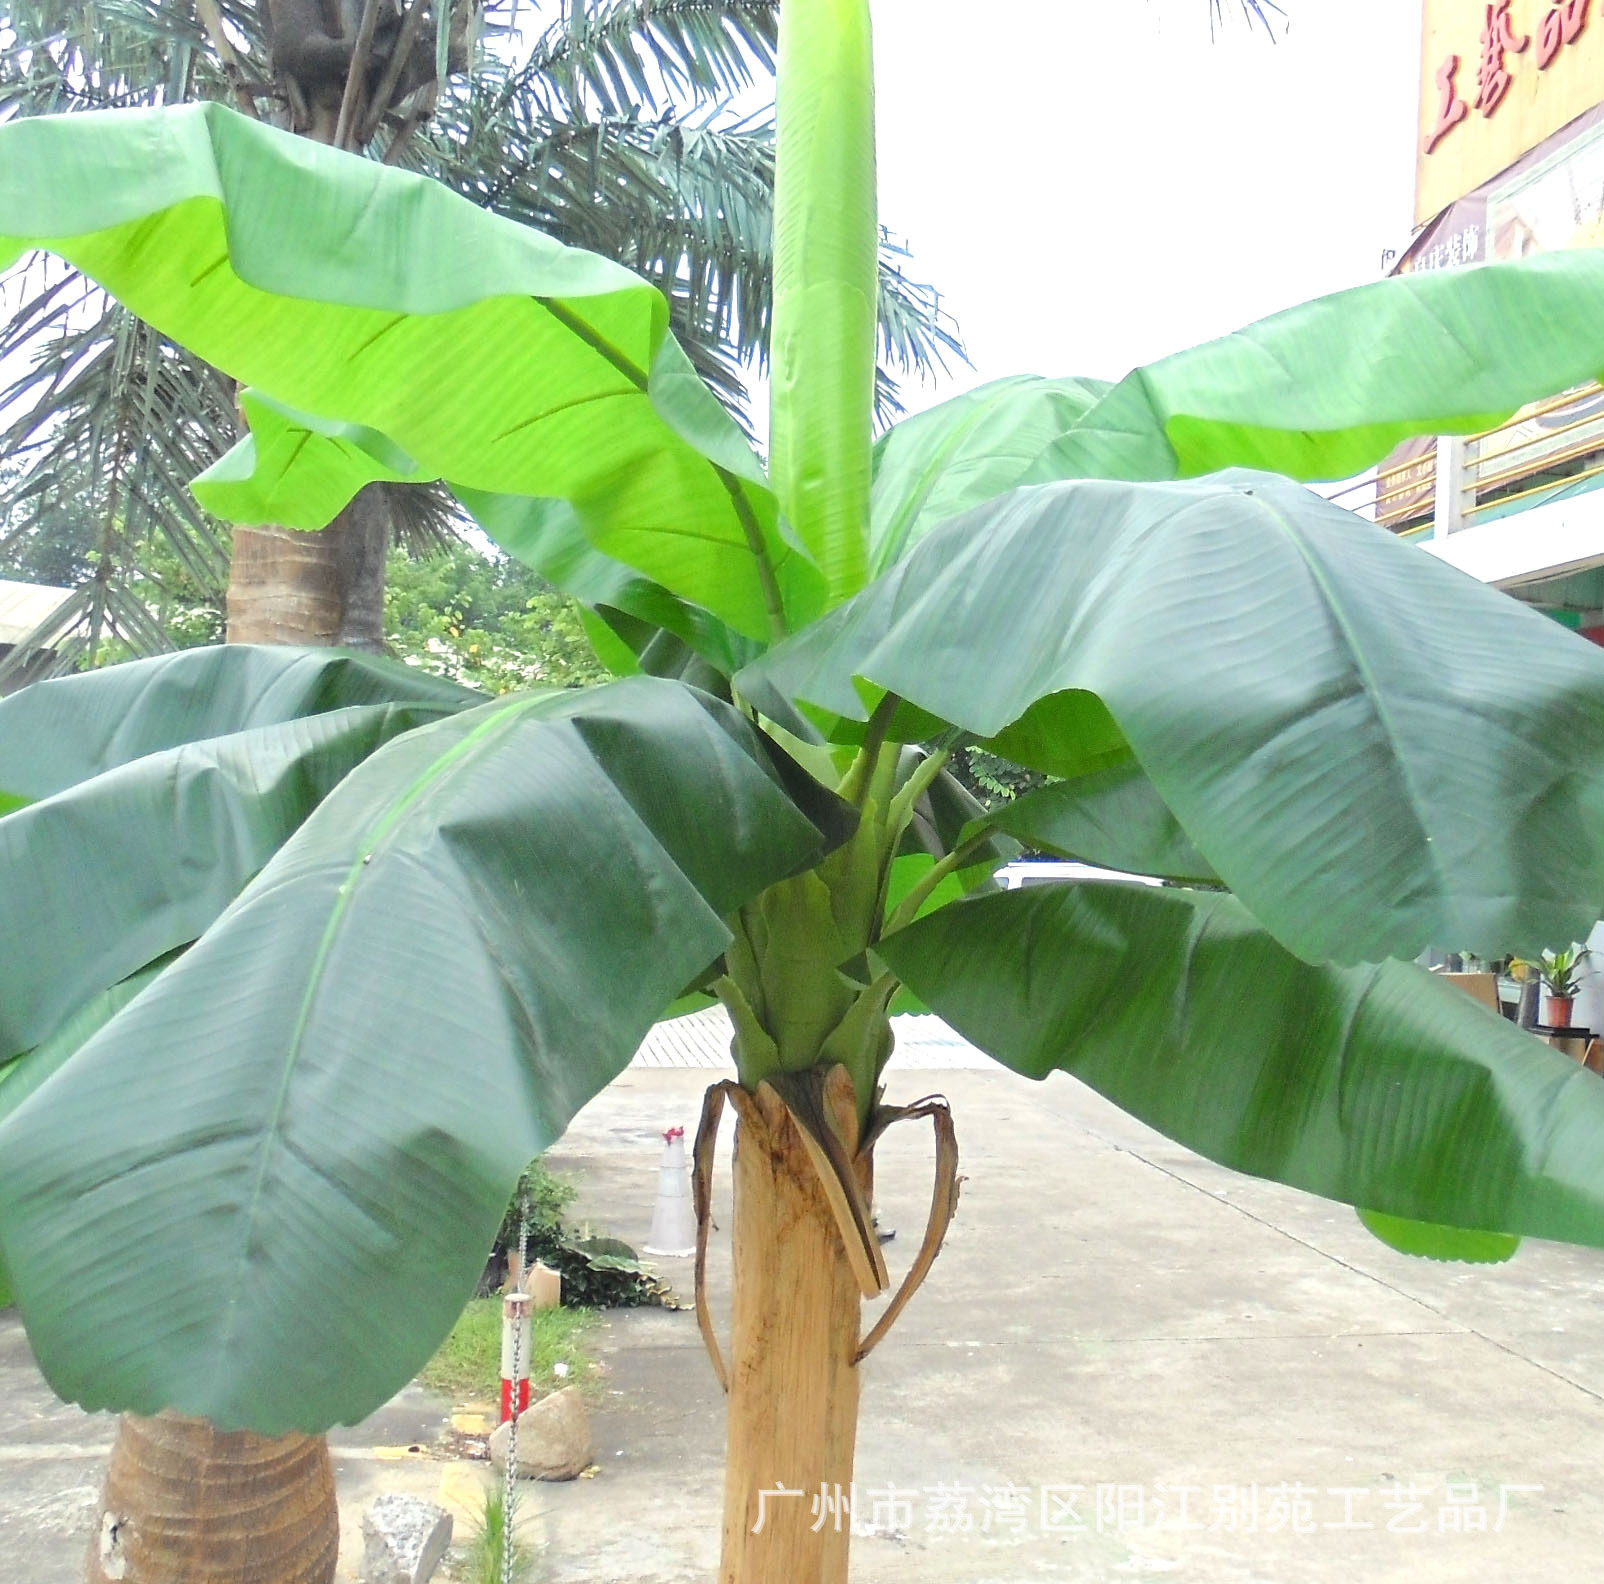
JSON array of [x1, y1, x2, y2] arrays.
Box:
[[499, 1289, 532, 1424]]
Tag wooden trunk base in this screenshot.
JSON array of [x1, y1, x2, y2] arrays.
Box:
[[86, 1412, 338, 1584], [718, 1079, 869, 1584]]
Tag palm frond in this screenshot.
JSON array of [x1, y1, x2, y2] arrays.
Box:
[[0, 572, 182, 689], [0, 281, 235, 611], [1212, 0, 1286, 38], [0, 0, 264, 119], [519, 0, 777, 117], [418, 97, 962, 427], [381, 480, 468, 556]]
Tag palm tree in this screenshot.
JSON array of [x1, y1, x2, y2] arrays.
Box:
[[0, 4, 957, 1578], [0, 0, 959, 677]]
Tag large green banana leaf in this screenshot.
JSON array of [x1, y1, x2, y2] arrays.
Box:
[[878, 883, 1604, 1247], [0, 678, 853, 1432], [977, 756, 1218, 886], [740, 469, 1604, 964], [870, 375, 1112, 570], [1018, 250, 1604, 487], [0, 958, 178, 1126], [0, 102, 821, 639], [0, 704, 452, 1062], [189, 399, 762, 678], [860, 250, 1604, 577], [0, 644, 478, 803], [865, 254, 1604, 535], [196, 244, 1604, 634]]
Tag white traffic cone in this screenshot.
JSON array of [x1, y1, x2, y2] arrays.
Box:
[[645, 1125, 697, 1256]]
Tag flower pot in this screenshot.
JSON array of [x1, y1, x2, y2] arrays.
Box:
[[1548, 995, 1575, 1028]]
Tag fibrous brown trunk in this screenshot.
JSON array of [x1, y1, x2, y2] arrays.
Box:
[[86, 1412, 338, 1584], [226, 484, 389, 650], [719, 1081, 868, 1584]]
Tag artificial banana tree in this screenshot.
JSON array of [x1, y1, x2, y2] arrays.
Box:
[[11, 5, 1604, 1582]]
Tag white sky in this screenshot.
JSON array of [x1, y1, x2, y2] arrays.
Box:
[[870, 0, 1421, 408]]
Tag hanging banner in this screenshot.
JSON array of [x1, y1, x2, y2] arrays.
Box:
[[1376, 435, 1438, 528], [1401, 99, 1604, 269]]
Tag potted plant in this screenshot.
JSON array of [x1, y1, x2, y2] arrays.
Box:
[[1516, 946, 1592, 1028]]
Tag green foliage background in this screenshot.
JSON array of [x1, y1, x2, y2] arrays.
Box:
[[383, 541, 608, 693], [0, 492, 607, 694]]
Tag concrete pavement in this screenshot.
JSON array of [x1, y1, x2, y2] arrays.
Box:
[[5, 1061, 1604, 1581]]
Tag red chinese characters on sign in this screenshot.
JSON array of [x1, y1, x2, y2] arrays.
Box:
[[1476, 0, 1530, 115], [1425, 1, 1599, 159], [1424, 53, 1469, 153], [1538, 0, 1591, 67]]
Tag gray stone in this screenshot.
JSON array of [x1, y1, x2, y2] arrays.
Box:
[[359, 1492, 452, 1584], [488, 1386, 594, 1481]]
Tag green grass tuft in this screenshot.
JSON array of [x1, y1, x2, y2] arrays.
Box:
[[419, 1298, 596, 1402], [462, 1485, 533, 1584]]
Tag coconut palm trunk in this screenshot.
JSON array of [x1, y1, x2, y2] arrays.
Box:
[[87, 1415, 338, 1584], [228, 486, 389, 650]]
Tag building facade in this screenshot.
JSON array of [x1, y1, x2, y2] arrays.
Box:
[[1336, 0, 1604, 642]]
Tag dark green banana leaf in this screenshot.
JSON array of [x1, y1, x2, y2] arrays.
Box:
[[0, 957, 178, 1128], [878, 883, 1604, 1247], [0, 956, 182, 1317], [0, 678, 853, 1433], [0, 645, 478, 803], [740, 469, 1604, 964], [0, 703, 452, 1063], [977, 757, 1218, 885]]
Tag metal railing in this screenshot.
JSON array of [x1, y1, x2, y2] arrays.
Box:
[[1463, 383, 1604, 520], [1325, 450, 1434, 532], [1325, 382, 1604, 536]]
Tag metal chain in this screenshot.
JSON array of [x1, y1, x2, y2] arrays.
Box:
[[502, 1189, 531, 1584]]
